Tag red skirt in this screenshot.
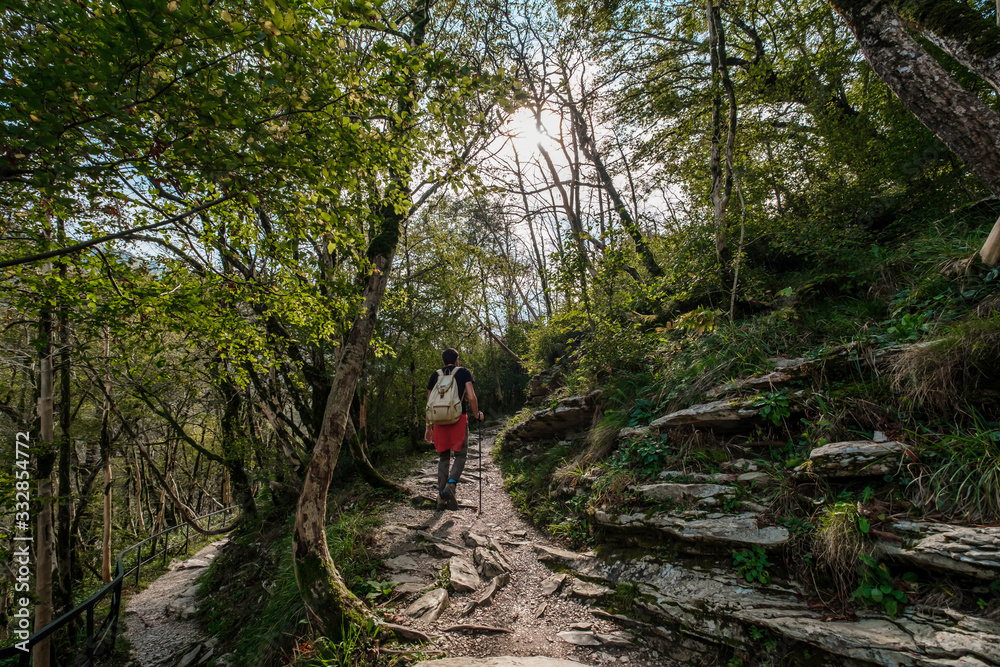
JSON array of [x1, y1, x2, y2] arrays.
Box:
[[432, 414, 467, 452]]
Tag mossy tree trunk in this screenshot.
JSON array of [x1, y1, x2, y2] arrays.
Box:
[[293, 251, 397, 635], [292, 0, 429, 632], [827, 0, 1000, 265]]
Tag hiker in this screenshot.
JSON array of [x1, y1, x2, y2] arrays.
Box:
[[425, 348, 483, 510]]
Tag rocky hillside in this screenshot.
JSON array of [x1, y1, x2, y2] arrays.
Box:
[[497, 339, 1000, 666]]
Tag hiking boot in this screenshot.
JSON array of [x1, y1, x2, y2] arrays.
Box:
[[442, 482, 459, 511], [435, 495, 447, 511]]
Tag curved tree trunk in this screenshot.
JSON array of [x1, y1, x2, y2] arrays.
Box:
[[890, 0, 1000, 93], [293, 252, 395, 636], [292, 0, 429, 637], [827, 0, 1000, 265]]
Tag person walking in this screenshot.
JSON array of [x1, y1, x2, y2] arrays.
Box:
[[424, 348, 483, 510]]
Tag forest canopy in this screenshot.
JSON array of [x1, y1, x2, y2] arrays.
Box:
[[1, 0, 999, 658]]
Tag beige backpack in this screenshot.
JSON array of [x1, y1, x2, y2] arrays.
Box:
[[426, 367, 465, 425]]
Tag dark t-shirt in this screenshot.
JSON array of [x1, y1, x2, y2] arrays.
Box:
[[427, 365, 474, 414]]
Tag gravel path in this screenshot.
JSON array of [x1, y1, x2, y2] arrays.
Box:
[[374, 429, 669, 666], [123, 541, 224, 667]]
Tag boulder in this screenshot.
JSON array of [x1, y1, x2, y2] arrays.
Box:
[[525, 365, 566, 404], [505, 392, 601, 441], [449, 555, 483, 593], [795, 440, 911, 478], [593, 510, 789, 552], [883, 522, 1000, 580], [403, 588, 449, 624], [649, 398, 762, 433]]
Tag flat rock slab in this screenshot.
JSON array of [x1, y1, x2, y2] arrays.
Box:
[[884, 521, 1000, 580], [403, 588, 449, 624], [568, 579, 611, 598], [505, 392, 601, 441], [796, 440, 911, 478], [649, 398, 762, 432], [449, 555, 483, 593], [543, 543, 1000, 666], [637, 482, 734, 503], [534, 543, 597, 571], [540, 573, 567, 595], [385, 555, 423, 571], [593, 510, 789, 551], [659, 470, 739, 483], [416, 659, 588, 667], [557, 630, 602, 646], [705, 369, 799, 399]]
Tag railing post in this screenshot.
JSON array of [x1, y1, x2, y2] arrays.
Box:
[[135, 543, 142, 587], [86, 603, 95, 660], [109, 576, 123, 654]]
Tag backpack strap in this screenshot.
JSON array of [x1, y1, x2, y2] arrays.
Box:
[[445, 366, 467, 400]]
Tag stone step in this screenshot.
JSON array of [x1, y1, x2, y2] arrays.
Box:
[[648, 397, 765, 432], [537, 543, 1000, 667], [883, 521, 1000, 580], [795, 439, 911, 479], [592, 509, 790, 553]]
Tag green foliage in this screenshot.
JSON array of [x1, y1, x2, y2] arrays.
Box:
[[610, 435, 673, 478], [753, 390, 792, 426], [908, 417, 1000, 522], [608, 583, 638, 613], [733, 546, 772, 585], [850, 555, 916, 618], [294, 619, 385, 667], [747, 625, 778, 653]]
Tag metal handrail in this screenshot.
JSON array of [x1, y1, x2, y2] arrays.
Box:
[[0, 506, 238, 666]]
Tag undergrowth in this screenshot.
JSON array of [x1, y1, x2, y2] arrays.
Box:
[[199, 436, 421, 667]]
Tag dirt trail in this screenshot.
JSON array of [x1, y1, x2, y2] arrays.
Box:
[[123, 540, 225, 667], [374, 428, 670, 666]]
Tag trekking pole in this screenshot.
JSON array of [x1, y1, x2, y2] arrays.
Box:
[[476, 415, 483, 514]]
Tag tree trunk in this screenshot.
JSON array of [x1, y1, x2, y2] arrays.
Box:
[[707, 0, 738, 274], [564, 91, 664, 279], [345, 406, 410, 495], [827, 0, 1000, 266], [101, 329, 112, 582], [889, 0, 1000, 93], [56, 248, 73, 617], [218, 372, 258, 516], [34, 275, 55, 667], [513, 147, 553, 317], [293, 253, 395, 636], [828, 0, 1000, 195], [292, 0, 427, 637]]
